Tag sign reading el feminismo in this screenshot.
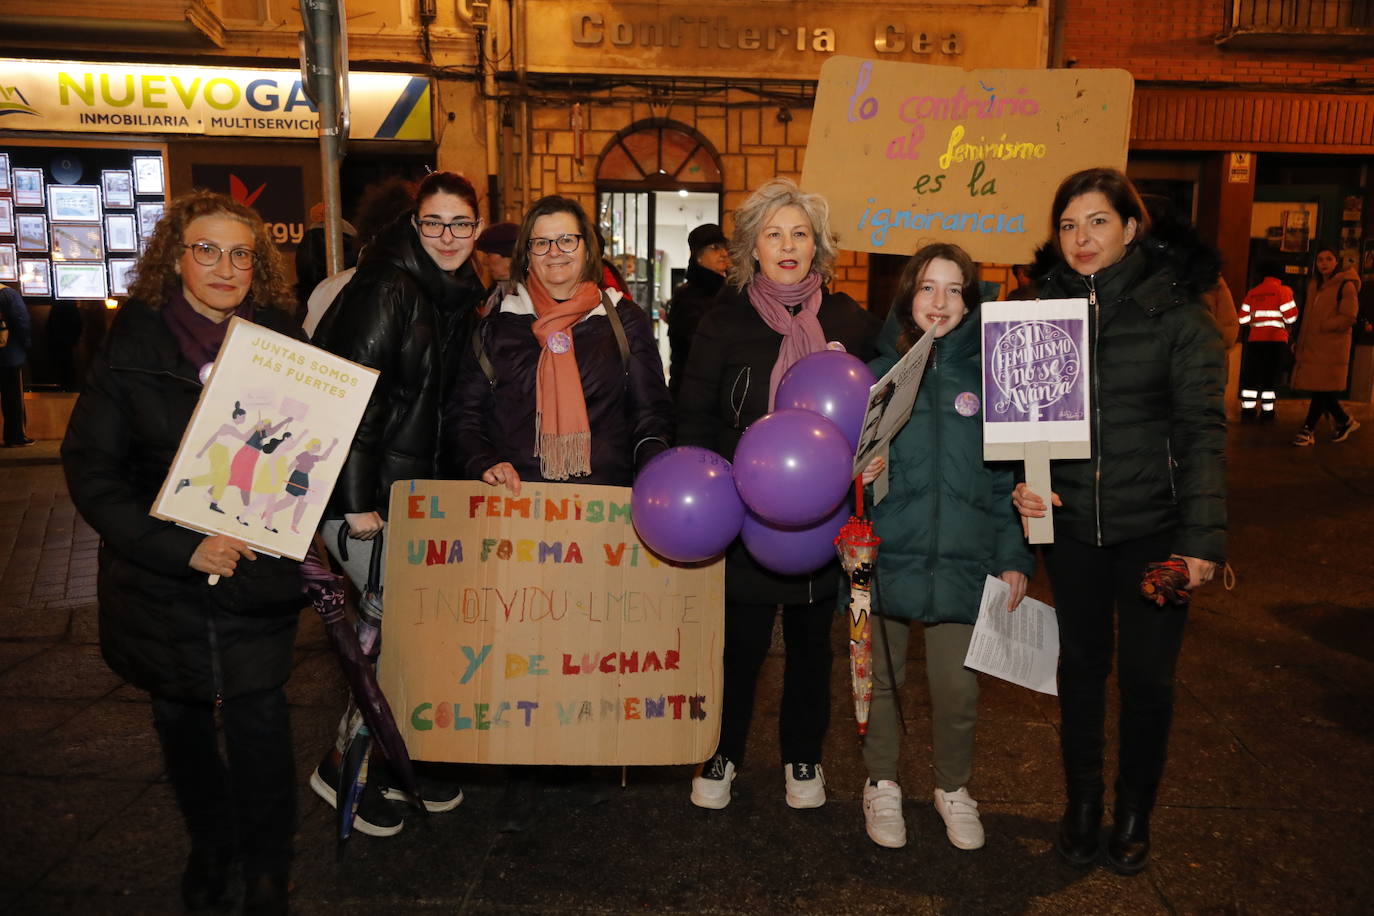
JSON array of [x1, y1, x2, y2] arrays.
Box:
[[801, 57, 1133, 263], [380, 481, 725, 766], [0, 60, 431, 140]]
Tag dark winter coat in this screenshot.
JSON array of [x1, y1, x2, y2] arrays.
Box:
[[867, 309, 1034, 624], [1292, 268, 1360, 392], [1031, 234, 1227, 563], [312, 216, 484, 517], [62, 299, 306, 702], [676, 283, 880, 605], [666, 261, 725, 398], [0, 284, 32, 369], [448, 285, 673, 487]]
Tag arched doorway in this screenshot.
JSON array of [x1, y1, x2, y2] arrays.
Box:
[[595, 120, 724, 319]]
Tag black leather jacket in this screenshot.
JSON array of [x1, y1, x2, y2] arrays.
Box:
[[312, 216, 484, 517]]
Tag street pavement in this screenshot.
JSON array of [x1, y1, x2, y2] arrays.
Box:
[[1, 400, 1371, 914]]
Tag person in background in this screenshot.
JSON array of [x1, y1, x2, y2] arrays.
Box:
[[1290, 245, 1361, 445], [62, 190, 305, 913], [1239, 262, 1298, 422], [676, 177, 879, 812], [473, 220, 518, 316], [0, 282, 34, 446], [46, 299, 84, 392], [309, 170, 486, 836], [1015, 167, 1226, 876], [1005, 263, 1038, 300], [856, 243, 1033, 851], [302, 177, 418, 338], [295, 200, 359, 310], [666, 222, 730, 398]]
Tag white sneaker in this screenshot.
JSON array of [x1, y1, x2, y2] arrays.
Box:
[[784, 762, 826, 809], [690, 753, 735, 809], [862, 780, 907, 848], [934, 786, 985, 850]]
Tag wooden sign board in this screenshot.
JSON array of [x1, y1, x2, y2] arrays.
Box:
[[378, 480, 726, 766], [151, 317, 378, 561], [801, 57, 1133, 263], [981, 299, 1091, 543]]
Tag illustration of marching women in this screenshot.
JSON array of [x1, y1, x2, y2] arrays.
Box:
[[62, 190, 307, 913], [308, 170, 487, 836]]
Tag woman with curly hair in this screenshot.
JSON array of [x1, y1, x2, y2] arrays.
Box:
[[63, 190, 305, 914]]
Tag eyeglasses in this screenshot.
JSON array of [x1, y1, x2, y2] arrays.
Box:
[[527, 233, 583, 256], [183, 242, 258, 270], [414, 217, 481, 239]]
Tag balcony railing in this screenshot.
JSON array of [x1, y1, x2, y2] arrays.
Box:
[[1219, 0, 1374, 50]]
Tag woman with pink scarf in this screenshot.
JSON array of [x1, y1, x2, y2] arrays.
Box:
[[676, 178, 879, 812]]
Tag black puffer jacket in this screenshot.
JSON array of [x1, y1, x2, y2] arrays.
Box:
[[448, 286, 673, 486], [676, 283, 880, 605], [62, 299, 306, 702], [1031, 233, 1227, 562], [312, 216, 484, 517], [666, 261, 725, 398]]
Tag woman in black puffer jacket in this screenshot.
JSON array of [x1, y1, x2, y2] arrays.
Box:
[[63, 191, 306, 913], [1015, 168, 1226, 877], [308, 171, 485, 835]]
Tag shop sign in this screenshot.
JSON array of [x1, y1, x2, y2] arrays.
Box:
[[524, 2, 1044, 78], [0, 60, 431, 141], [191, 164, 306, 249], [801, 57, 1133, 264], [1228, 152, 1252, 183]]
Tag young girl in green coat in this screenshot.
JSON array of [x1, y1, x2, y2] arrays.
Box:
[[858, 243, 1034, 850]]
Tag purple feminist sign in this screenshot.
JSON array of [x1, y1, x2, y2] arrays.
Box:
[[984, 319, 1085, 422]]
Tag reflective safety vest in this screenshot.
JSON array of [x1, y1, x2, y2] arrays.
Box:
[[1240, 277, 1298, 343]]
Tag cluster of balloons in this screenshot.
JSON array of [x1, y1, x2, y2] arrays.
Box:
[[633, 350, 877, 574]]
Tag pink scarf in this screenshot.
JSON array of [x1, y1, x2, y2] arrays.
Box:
[[748, 271, 826, 409]]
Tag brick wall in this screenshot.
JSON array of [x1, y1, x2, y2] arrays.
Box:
[[1063, 0, 1372, 85]]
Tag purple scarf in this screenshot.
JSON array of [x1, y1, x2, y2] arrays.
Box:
[[162, 285, 253, 373], [747, 271, 826, 409]]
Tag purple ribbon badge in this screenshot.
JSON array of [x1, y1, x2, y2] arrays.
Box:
[[547, 331, 572, 354], [954, 391, 981, 417]]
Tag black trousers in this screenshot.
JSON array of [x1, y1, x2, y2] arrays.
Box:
[[715, 601, 833, 767], [0, 365, 25, 444], [1042, 532, 1188, 812], [1303, 391, 1350, 429], [151, 687, 296, 874]]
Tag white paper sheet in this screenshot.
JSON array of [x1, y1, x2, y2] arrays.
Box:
[[963, 575, 1059, 695]]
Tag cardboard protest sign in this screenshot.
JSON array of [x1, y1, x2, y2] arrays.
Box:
[[378, 480, 725, 766], [852, 324, 934, 503], [151, 317, 378, 561], [981, 299, 1091, 542], [801, 57, 1133, 263]]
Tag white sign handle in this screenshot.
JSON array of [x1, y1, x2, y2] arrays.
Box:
[[1023, 439, 1054, 545]]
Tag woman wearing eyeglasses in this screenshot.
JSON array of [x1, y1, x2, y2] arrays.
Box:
[[62, 190, 305, 913], [308, 170, 486, 834]]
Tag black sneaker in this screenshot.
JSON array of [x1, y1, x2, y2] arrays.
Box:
[[373, 759, 464, 813], [309, 750, 405, 837]]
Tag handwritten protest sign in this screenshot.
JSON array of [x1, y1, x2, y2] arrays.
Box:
[[151, 317, 378, 561], [801, 57, 1133, 263], [378, 481, 725, 766], [981, 299, 1091, 542]]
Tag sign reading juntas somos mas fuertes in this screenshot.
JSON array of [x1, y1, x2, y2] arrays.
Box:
[[0, 60, 431, 140], [381, 481, 725, 766]]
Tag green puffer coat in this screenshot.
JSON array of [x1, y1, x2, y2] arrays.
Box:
[[1033, 239, 1227, 562], [867, 309, 1034, 624]]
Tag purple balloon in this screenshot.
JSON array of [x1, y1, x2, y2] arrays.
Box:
[[776, 350, 878, 450], [632, 446, 745, 563], [733, 409, 853, 527], [741, 500, 851, 576]]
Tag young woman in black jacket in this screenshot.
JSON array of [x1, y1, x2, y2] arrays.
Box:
[[1015, 168, 1227, 876], [676, 178, 879, 812], [62, 191, 305, 913], [308, 171, 486, 834]]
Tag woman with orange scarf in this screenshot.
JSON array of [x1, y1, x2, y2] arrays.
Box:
[[450, 195, 673, 492]]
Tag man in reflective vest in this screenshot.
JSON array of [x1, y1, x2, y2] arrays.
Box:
[[1239, 267, 1299, 422]]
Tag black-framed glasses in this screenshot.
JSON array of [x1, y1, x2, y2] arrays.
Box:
[[528, 233, 583, 256], [414, 217, 481, 239], [183, 242, 258, 270]]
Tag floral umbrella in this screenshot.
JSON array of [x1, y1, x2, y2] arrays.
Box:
[[834, 483, 881, 739]]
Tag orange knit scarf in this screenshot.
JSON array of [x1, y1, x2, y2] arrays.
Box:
[[527, 273, 599, 479]]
